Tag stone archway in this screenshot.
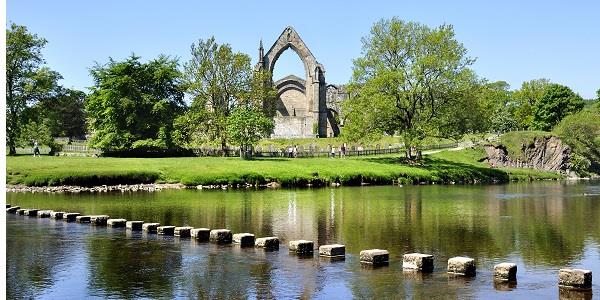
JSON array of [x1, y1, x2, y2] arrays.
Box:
[[257, 27, 327, 138]]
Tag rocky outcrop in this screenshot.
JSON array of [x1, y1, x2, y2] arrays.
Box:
[[484, 136, 570, 173]]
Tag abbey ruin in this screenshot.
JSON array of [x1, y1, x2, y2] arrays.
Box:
[[256, 27, 347, 138]]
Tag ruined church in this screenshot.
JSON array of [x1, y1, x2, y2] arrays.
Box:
[[256, 27, 347, 138]]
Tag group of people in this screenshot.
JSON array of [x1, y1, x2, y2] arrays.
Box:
[[287, 145, 299, 158], [330, 143, 347, 158]]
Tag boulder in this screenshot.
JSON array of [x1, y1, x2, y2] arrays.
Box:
[[559, 268, 592, 290]]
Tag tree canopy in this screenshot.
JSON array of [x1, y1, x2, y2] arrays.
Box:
[[531, 84, 584, 131]]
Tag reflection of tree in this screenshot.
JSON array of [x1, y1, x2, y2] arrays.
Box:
[[86, 237, 181, 299]]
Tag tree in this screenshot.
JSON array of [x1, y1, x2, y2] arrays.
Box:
[[181, 37, 252, 153], [345, 18, 475, 159], [6, 23, 61, 154], [36, 88, 87, 140], [226, 108, 274, 159], [596, 88, 600, 112], [512, 79, 550, 129], [86, 55, 185, 152], [554, 111, 600, 174], [531, 84, 584, 131]]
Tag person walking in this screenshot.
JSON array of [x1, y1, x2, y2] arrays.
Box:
[[330, 146, 336, 158], [33, 140, 40, 157]]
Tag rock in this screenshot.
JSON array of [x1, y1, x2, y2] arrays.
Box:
[[233, 233, 255, 247], [17, 209, 26, 215], [174, 226, 194, 237], [289, 240, 314, 254], [157, 226, 176, 235], [403, 253, 434, 272], [107, 219, 127, 227], [37, 210, 52, 218], [318, 244, 345, 257], [6, 206, 20, 213], [6, 204, 10, 208], [494, 263, 517, 282], [484, 135, 570, 173], [191, 228, 211, 241], [360, 249, 389, 265], [142, 223, 160, 233], [90, 215, 110, 226], [64, 213, 80, 222], [209, 229, 232, 244], [447, 256, 476, 276], [255, 237, 279, 250], [76, 216, 91, 223], [559, 269, 592, 290], [24, 209, 38, 217], [50, 211, 65, 219], [126, 221, 144, 231]]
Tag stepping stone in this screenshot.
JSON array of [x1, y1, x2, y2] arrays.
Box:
[[6, 204, 10, 208], [17, 209, 26, 215], [126, 221, 144, 231], [255, 237, 279, 250], [319, 244, 345, 257], [174, 226, 194, 237], [360, 249, 389, 265], [494, 263, 517, 282], [90, 215, 110, 226], [50, 212, 65, 219], [289, 240, 314, 254], [559, 268, 592, 290], [191, 228, 211, 241], [76, 216, 91, 223], [64, 213, 80, 222], [142, 223, 160, 233], [157, 226, 175, 235], [24, 209, 38, 217], [403, 253, 434, 272], [37, 210, 52, 218], [107, 219, 127, 227], [233, 233, 255, 247], [209, 229, 232, 244], [6, 206, 20, 213], [447, 256, 476, 276]]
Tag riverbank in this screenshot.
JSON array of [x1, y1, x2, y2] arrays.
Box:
[[6, 148, 563, 190]]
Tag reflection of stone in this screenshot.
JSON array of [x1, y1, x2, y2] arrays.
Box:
[[559, 287, 593, 300], [318, 244, 345, 257], [559, 269, 592, 290], [360, 249, 389, 265], [126, 221, 144, 231], [403, 269, 432, 281], [174, 226, 194, 238], [233, 233, 255, 247], [107, 219, 127, 227], [494, 280, 517, 291], [447, 257, 476, 276], [255, 237, 279, 250], [157, 226, 176, 236], [494, 263, 517, 282], [403, 253, 434, 272], [191, 228, 211, 241], [209, 229, 233, 244], [142, 222, 160, 233], [289, 240, 314, 254]]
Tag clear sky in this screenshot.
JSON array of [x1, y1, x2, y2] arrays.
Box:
[[7, 0, 600, 98]]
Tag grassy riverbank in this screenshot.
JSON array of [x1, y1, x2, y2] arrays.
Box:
[[6, 148, 562, 187]]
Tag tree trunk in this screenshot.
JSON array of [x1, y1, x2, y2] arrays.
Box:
[[9, 145, 16, 155]]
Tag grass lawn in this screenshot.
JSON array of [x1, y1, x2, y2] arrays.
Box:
[[6, 147, 562, 187]]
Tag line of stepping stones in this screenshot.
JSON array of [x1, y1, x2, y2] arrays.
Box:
[[5, 204, 593, 291]]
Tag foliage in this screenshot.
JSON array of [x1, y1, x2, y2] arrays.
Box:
[[6, 23, 61, 154], [18, 120, 63, 155], [512, 79, 550, 129], [554, 110, 600, 174], [474, 81, 518, 133], [226, 108, 274, 159], [86, 55, 185, 152], [345, 18, 475, 159], [531, 84, 584, 131], [35, 88, 87, 139]]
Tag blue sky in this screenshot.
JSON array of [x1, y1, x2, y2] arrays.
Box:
[[7, 0, 600, 98]]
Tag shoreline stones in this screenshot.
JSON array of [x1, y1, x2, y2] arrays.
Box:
[[174, 226, 194, 237], [403, 253, 434, 272], [142, 223, 160, 233], [157, 226, 176, 235], [255, 237, 279, 250], [319, 244, 345, 258], [191, 228, 211, 241], [90, 215, 110, 226], [126, 221, 144, 231], [209, 229, 232, 244], [289, 240, 314, 255], [360, 249, 389, 265], [64, 213, 81, 222], [448, 257, 476, 276], [559, 268, 592, 290], [233, 233, 255, 247], [494, 263, 517, 282], [107, 219, 127, 227], [6, 183, 186, 194]]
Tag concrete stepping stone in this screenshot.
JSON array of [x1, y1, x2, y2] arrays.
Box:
[[447, 256, 476, 276], [107, 219, 127, 227], [209, 229, 232, 244], [191, 228, 211, 241], [64, 213, 80, 222], [90, 215, 110, 226], [559, 268, 592, 290], [157, 226, 175, 235], [403, 253, 434, 272], [360, 249, 389, 265], [319, 244, 345, 257], [494, 263, 517, 282], [255, 237, 279, 250], [289, 240, 314, 254], [76, 216, 91, 223], [50, 212, 65, 219], [142, 223, 160, 233], [174, 226, 194, 237], [233, 233, 255, 247], [126, 221, 144, 231]]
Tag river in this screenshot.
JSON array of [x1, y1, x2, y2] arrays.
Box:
[[6, 181, 600, 299]]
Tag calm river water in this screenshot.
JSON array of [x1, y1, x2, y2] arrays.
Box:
[[6, 181, 600, 299]]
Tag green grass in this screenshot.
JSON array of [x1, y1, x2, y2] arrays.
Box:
[[6, 147, 563, 187]]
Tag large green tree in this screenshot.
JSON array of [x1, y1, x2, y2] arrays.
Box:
[[344, 18, 475, 159], [6, 23, 61, 154], [226, 107, 274, 159], [512, 79, 550, 129], [531, 84, 584, 131], [86, 55, 185, 152], [35, 88, 87, 140], [554, 111, 600, 174]]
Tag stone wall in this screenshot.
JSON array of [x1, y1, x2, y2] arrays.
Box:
[[272, 116, 315, 138]]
